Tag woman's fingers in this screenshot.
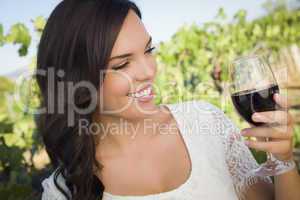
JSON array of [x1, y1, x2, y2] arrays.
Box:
[[273, 93, 289, 109], [242, 93, 295, 161], [244, 139, 293, 160], [252, 110, 293, 125], [241, 125, 293, 139]]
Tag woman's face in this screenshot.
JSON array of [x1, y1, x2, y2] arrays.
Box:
[[98, 9, 158, 121]]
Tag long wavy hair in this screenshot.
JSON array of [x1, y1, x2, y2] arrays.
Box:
[[35, 0, 141, 199]]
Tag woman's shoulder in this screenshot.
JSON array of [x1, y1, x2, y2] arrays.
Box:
[[172, 100, 239, 139], [41, 168, 71, 200], [170, 100, 228, 124], [169, 99, 222, 115]]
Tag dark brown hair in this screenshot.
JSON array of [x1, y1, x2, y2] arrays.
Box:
[[35, 0, 141, 199]]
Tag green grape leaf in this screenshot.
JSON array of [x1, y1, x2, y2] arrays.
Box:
[[5, 23, 31, 56]]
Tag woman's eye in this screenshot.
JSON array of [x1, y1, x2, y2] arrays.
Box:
[[112, 47, 155, 70], [113, 61, 129, 70], [145, 46, 156, 54]]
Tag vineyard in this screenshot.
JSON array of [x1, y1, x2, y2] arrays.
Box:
[[0, 3, 300, 199]]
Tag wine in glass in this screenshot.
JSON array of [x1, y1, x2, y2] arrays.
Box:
[[229, 54, 295, 177]]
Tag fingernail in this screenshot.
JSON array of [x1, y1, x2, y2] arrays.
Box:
[[252, 113, 261, 121]]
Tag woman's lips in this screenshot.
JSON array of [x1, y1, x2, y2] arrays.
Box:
[[127, 85, 153, 97], [126, 85, 155, 102], [136, 93, 154, 102], [127, 84, 152, 96]]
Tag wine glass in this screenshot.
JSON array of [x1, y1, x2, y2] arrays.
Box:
[[229, 54, 295, 177]]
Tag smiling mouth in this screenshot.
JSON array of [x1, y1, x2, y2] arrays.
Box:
[[126, 85, 154, 98]]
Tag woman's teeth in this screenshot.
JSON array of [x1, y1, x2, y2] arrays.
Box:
[[128, 87, 151, 98]]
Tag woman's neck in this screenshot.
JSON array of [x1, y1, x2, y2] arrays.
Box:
[[92, 104, 171, 158]]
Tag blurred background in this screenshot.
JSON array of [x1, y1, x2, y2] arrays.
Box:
[[0, 0, 300, 199]]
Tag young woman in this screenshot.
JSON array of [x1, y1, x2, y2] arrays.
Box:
[[37, 0, 300, 199]]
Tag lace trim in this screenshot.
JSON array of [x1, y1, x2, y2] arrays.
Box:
[[204, 102, 273, 200], [224, 131, 272, 199]]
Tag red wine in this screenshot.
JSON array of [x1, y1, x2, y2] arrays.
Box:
[[231, 84, 280, 126]]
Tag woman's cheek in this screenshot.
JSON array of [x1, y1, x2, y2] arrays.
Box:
[[106, 71, 132, 96], [98, 74, 129, 112], [149, 56, 157, 76]]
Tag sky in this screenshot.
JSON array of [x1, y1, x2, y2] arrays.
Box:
[[0, 0, 293, 76]]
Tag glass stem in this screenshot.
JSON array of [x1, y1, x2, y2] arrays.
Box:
[[265, 137, 276, 162]]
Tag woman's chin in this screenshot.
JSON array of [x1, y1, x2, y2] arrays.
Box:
[[126, 95, 158, 114]]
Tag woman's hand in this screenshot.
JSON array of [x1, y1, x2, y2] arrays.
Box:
[[241, 93, 295, 161]]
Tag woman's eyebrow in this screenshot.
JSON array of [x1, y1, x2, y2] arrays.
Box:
[[109, 36, 152, 61]]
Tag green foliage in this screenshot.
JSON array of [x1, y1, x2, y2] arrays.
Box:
[[6, 23, 31, 56], [157, 6, 300, 92], [0, 23, 31, 56], [0, 76, 14, 107], [0, 76, 38, 198], [155, 6, 300, 159], [0, 183, 35, 200], [294, 125, 300, 148], [32, 16, 46, 37], [0, 17, 44, 199], [1, 2, 300, 198], [0, 16, 46, 56]]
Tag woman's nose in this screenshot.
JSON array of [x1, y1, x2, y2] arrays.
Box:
[[135, 58, 156, 81]]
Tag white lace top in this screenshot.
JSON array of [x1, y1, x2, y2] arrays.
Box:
[[41, 100, 272, 200]]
